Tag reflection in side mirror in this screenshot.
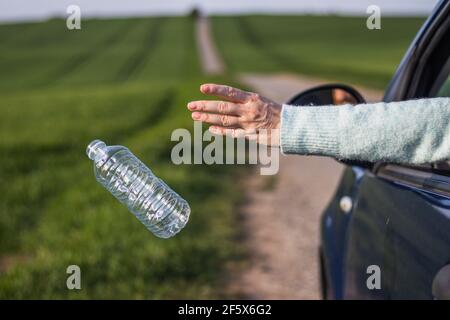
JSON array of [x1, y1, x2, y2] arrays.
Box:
[[287, 84, 366, 106]]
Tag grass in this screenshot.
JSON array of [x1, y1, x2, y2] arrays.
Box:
[[0, 16, 244, 299], [211, 15, 426, 90]]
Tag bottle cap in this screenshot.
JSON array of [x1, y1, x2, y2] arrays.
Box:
[[86, 140, 107, 160]]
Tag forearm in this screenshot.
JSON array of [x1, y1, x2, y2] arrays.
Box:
[[280, 98, 450, 164]]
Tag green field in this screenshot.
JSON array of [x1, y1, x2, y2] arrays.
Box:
[[0, 14, 427, 299], [0, 17, 244, 299], [212, 15, 425, 89]]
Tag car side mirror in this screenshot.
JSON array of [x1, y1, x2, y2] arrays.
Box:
[[287, 84, 366, 106], [287, 84, 372, 169]]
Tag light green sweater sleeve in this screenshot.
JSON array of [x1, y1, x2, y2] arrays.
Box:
[[280, 98, 450, 164]]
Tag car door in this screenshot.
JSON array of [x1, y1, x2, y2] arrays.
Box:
[[342, 1, 450, 299]]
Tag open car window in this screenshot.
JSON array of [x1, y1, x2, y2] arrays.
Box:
[[407, 9, 450, 99], [436, 73, 450, 97], [432, 53, 450, 97]]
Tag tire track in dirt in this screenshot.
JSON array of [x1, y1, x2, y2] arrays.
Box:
[[42, 20, 138, 86], [235, 16, 292, 70]]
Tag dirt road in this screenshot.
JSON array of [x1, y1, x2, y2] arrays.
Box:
[[195, 16, 225, 75], [195, 16, 383, 299]]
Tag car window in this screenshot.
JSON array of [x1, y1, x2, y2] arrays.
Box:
[[409, 15, 450, 99], [432, 54, 450, 97], [437, 74, 450, 96]]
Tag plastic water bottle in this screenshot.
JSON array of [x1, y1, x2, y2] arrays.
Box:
[[86, 140, 190, 238]]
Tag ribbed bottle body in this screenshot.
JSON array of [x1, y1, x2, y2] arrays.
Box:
[[88, 141, 190, 238]]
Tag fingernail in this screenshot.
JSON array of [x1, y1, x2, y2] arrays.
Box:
[[187, 102, 196, 110], [192, 112, 201, 120], [201, 84, 209, 93]]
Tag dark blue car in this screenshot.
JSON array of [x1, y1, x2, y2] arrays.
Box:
[[289, 0, 450, 300]]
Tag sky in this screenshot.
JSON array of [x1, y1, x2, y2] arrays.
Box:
[[0, 0, 440, 23]]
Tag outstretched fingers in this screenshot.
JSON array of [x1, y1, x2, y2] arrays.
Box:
[[200, 83, 252, 103], [187, 99, 244, 127], [209, 126, 247, 138], [208, 126, 259, 140], [192, 112, 240, 127], [187, 100, 241, 115]]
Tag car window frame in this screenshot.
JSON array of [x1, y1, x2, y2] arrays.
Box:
[[409, 18, 450, 99]]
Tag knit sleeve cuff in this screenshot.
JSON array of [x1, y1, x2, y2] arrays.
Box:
[[280, 104, 340, 157]]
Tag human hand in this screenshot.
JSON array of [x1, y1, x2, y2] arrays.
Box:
[[187, 84, 282, 146]]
